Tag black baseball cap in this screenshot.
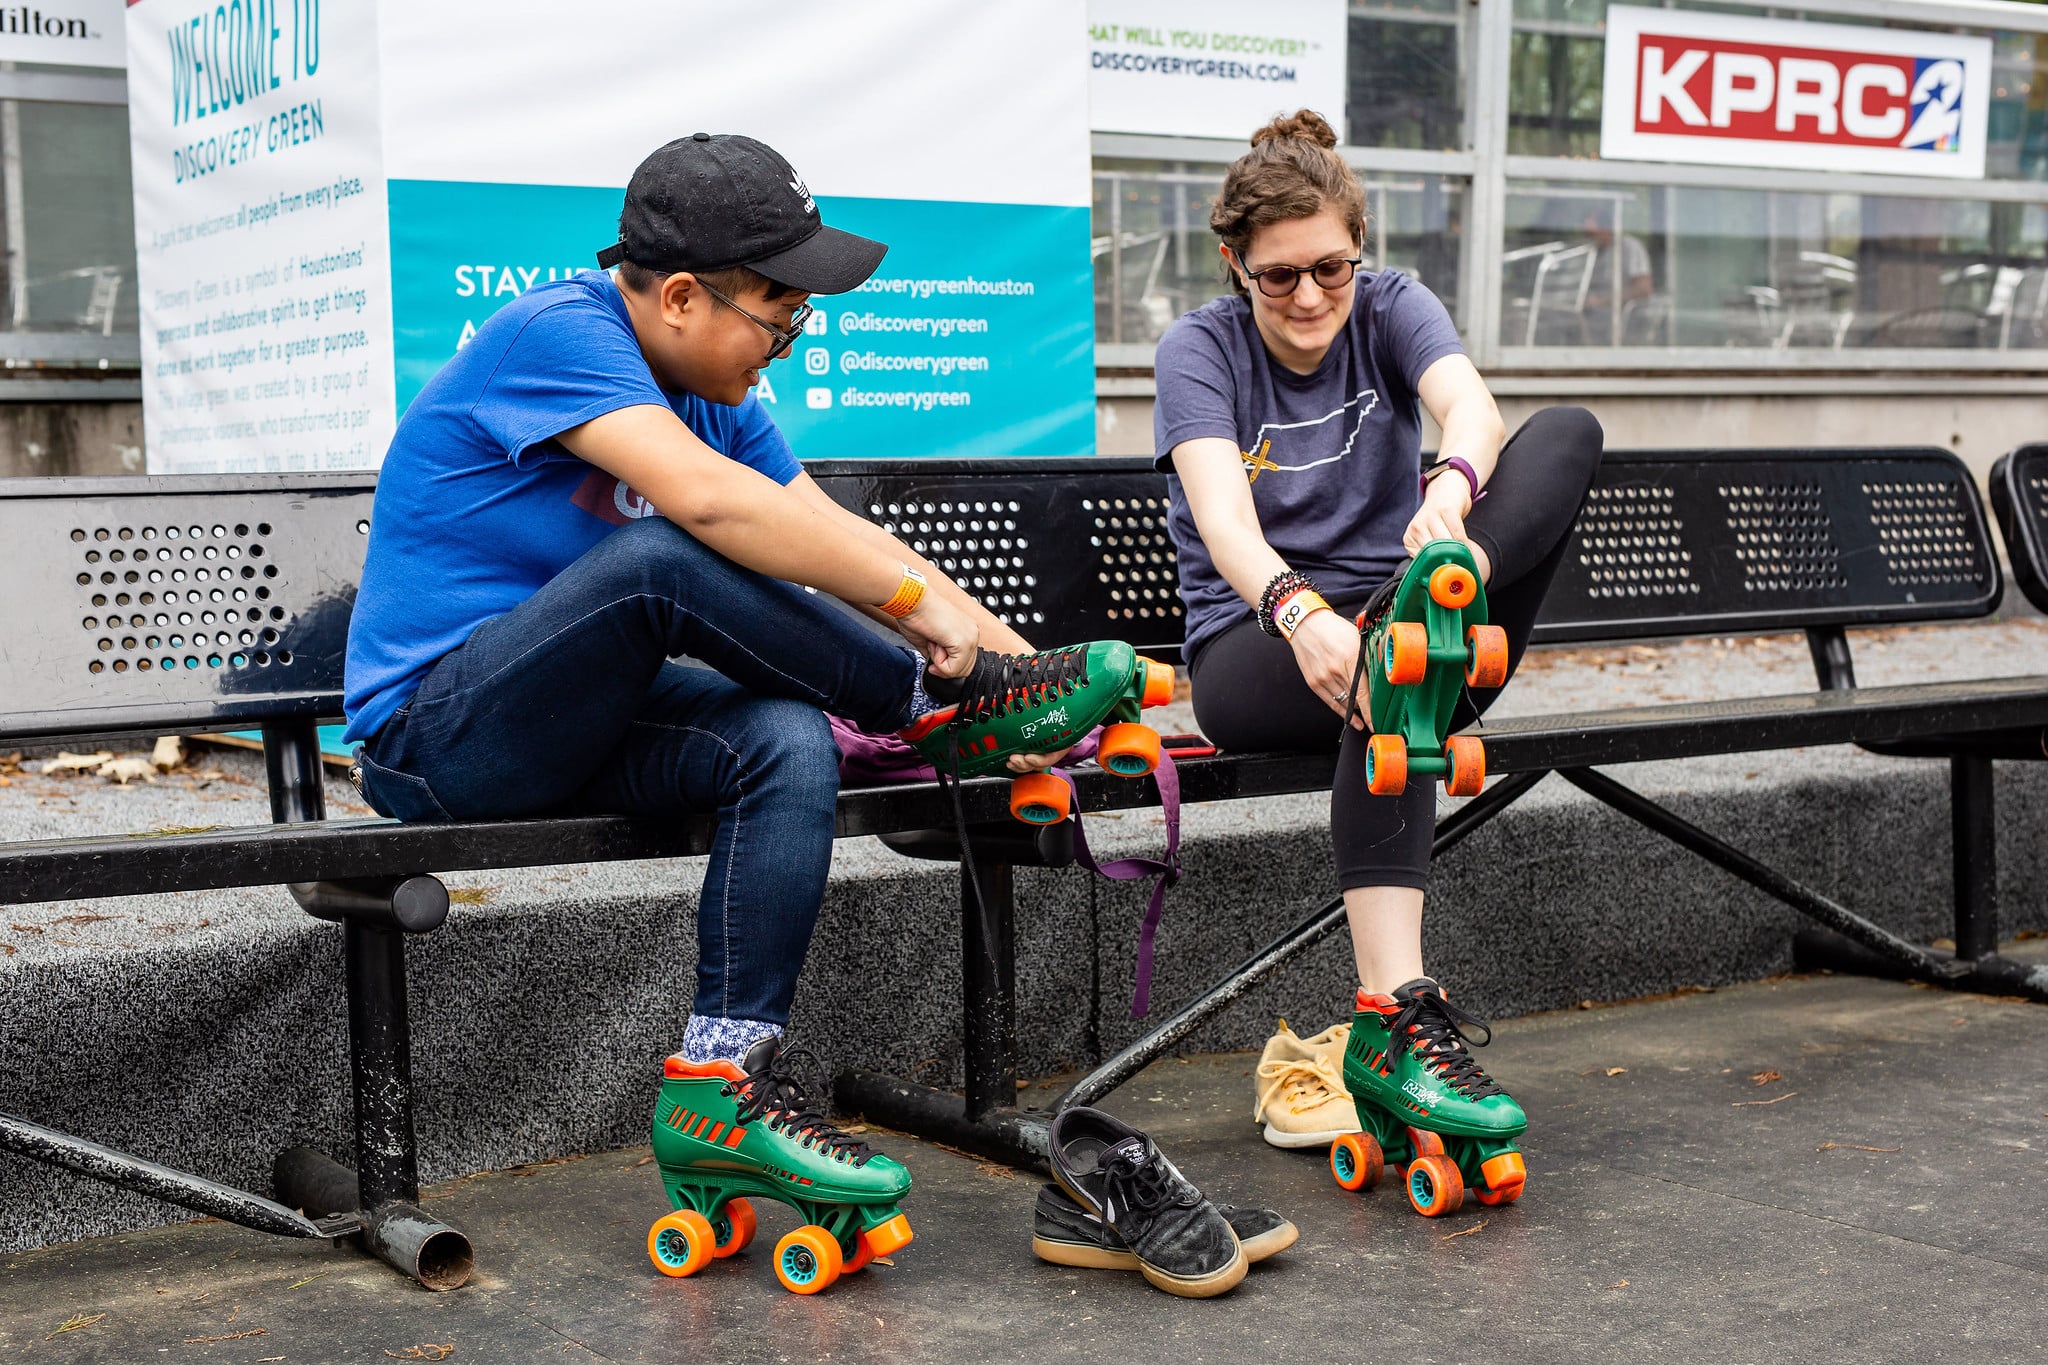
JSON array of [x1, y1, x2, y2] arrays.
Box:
[[595, 133, 887, 295]]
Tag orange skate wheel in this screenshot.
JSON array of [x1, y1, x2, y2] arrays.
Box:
[[647, 1209, 715, 1278], [1474, 1151, 1526, 1206], [1428, 563, 1477, 609], [1382, 622, 1428, 686], [863, 1212, 914, 1257], [1365, 733, 1407, 795], [1405, 1154, 1466, 1217], [1329, 1132, 1385, 1191], [1444, 736, 1486, 797], [774, 1225, 843, 1295], [1009, 771, 1070, 825], [1404, 1126, 1446, 1159], [1465, 624, 1508, 689], [1139, 657, 1175, 708], [1099, 722, 1162, 778], [709, 1197, 757, 1258], [842, 1234, 875, 1274]]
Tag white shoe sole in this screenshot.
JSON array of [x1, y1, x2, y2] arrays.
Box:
[[1261, 1121, 1359, 1149]]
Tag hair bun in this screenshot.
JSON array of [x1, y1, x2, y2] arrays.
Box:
[[1250, 109, 1339, 150]]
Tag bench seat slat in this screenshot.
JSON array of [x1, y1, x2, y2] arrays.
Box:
[[4, 677, 2043, 908]]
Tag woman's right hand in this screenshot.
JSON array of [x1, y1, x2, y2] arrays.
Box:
[[1291, 608, 1367, 727], [897, 594, 980, 679]]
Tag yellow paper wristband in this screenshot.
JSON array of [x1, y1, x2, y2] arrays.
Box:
[[879, 565, 928, 619], [1273, 588, 1331, 641]]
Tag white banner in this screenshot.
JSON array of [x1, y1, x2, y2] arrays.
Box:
[[1087, 0, 1346, 140], [1601, 6, 1992, 179], [128, 0, 396, 474], [0, 0, 123, 68]]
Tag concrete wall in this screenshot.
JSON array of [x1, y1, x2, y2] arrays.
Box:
[[1099, 389, 2048, 485], [0, 401, 144, 478]]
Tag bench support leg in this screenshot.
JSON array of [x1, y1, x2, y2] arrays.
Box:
[[1952, 754, 1998, 962], [962, 858, 1018, 1122]]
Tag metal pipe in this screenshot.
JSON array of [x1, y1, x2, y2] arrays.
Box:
[[1951, 754, 1999, 962], [962, 858, 1018, 1122], [262, 717, 326, 824], [833, 1074, 1049, 1172], [274, 1147, 473, 1291], [1559, 767, 1964, 980], [345, 921, 423, 1210], [0, 1113, 356, 1240], [291, 875, 449, 933]]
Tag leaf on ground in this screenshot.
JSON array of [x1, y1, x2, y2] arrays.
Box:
[[0, 750, 21, 774], [286, 1269, 330, 1289], [1816, 1142, 1901, 1153], [1732, 1091, 1799, 1107], [39, 751, 112, 775], [47, 1313, 106, 1338], [872, 1257, 895, 1267], [1604, 1280, 1629, 1289], [50, 913, 117, 927], [1439, 1220, 1488, 1240], [974, 1161, 1018, 1181], [1, 944, 14, 956], [142, 824, 223, 837], [446, 887, 492, 905], [150, 735, 185, 771], [1605, 1067, 1627, 1077], [622, 1154, 655, 1170], [98, 755, 158, 785], [11, 924, 40, 933], [185, 1328, 268, 1344], [385, 1345, 455, 1361], [1751, 1070, 1783, 1086]]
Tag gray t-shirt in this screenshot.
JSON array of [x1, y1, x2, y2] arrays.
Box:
[[1153, 270, 1466, 661]]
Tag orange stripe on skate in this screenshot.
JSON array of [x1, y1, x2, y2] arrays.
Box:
[[723, 1126, 747, 1148], [704, 1122, 725, 1144], [689, 1115, 712, 1138], [669, 1108, 691, 1130]]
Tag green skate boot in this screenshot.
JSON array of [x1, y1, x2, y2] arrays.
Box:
[[1348, 540, 1508, 799], [1329, 978, 1528, 1217], [646, 1035, 912, 1294], [899, 641, 1175, 824]]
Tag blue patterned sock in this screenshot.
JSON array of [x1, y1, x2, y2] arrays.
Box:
[[902, 650, 940, 726], [682, 1015, 781, 1066]]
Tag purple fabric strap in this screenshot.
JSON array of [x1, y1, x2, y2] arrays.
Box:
[[1419, 455, 1487, 504], [1055, 751, 1182, 1019]]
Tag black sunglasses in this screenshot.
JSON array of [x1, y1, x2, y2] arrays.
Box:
[[696, 277, 813, 361], [1232, 247, 1364, 299]]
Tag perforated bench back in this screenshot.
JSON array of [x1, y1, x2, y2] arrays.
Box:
[[0, 475, 373, 739], [1990, 443, 2048, 616], [1529, 447, 2000, 644], [808, 458, 1186, 657]]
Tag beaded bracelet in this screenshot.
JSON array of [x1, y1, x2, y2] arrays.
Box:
[[1257, 568, 1318, 638]]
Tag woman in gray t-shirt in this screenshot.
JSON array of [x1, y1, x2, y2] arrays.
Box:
[[1154, 110, 1602, 1168]]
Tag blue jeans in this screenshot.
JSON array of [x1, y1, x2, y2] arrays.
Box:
[[353, 518, 920, 1027]]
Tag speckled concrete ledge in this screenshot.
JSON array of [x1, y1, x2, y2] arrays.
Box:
[[5, 618, 2047, 1251]]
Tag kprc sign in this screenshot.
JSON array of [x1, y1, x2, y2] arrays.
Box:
[[1601, 7, 1992, 179]]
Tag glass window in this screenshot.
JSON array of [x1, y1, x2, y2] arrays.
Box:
[[1508, 4, 2048, 180], [1503, 179, 2048, 350], [0, 99, 137, 338], [1093, 162, 1469, 346], [1347, 0, 1465, 152]]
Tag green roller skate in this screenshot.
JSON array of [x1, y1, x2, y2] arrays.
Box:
[[899, 641, 1175, 824], [646, 1035, 913, 1294], [1349, 540, 1508, 799], [1327, 978, 1528, 1217]]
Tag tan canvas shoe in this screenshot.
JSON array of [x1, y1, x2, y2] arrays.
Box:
[[1254, 1019, 1362, 1149]]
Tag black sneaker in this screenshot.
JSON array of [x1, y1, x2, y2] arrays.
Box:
[[1032, 1183, 1297, 1269], [1046, 1107, 1246, 1297]]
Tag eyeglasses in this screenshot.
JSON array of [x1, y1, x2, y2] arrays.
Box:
[[1232, 248, 1364, 299], [695, 276, 813, 361]]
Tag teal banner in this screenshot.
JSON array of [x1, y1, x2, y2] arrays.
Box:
[[387, 180, 1096, 456]]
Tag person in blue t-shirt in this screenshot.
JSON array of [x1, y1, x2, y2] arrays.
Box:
[[1153, 111, 1603, 1159], [343, 134, 1054, 1077]]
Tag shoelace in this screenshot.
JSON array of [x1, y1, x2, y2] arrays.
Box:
[[1381, 990, 1505, 1100], [1254, 1054, 1348, 1121], [1103, 1147, 1195, 1221], [720, 1045, 878, 1166], [943, 646, 1091, 727], [1340, 574, 1401, 736]]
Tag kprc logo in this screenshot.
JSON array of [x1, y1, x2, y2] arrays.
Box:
[[1636, 37, 1965, 152]]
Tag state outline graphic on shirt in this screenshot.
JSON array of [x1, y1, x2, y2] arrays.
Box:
[[1248, 387, 1380, 474]]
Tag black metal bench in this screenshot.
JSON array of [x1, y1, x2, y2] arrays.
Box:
[[1992, 443, 2048, 617], [3, 449, 2045, 1283]]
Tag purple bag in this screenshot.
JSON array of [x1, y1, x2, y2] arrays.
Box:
[[827, 715, 1182, 1017]]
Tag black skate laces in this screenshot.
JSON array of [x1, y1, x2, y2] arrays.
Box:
[[1340, 574, 1402, 735], [1383, 991, 1506, 1100], [1102, 1143, 1197, 1221], [721, 1046, 878, 1166], [941, 645, 1091, 726]]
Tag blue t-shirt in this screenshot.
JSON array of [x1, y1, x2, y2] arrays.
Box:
[[1152, 271, 1465, 662], [342, 274, 800, 742]]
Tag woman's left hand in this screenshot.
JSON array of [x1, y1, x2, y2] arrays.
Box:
[[1403, 474, 1474, 557]]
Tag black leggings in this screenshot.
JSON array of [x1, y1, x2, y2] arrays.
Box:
[[1187, 405, 1604, 891]]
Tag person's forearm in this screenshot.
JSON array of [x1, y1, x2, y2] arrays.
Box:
[[834, 507, 1035, 651], [1434, 396, 1507, 491], [650, 463, 908, 606]]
